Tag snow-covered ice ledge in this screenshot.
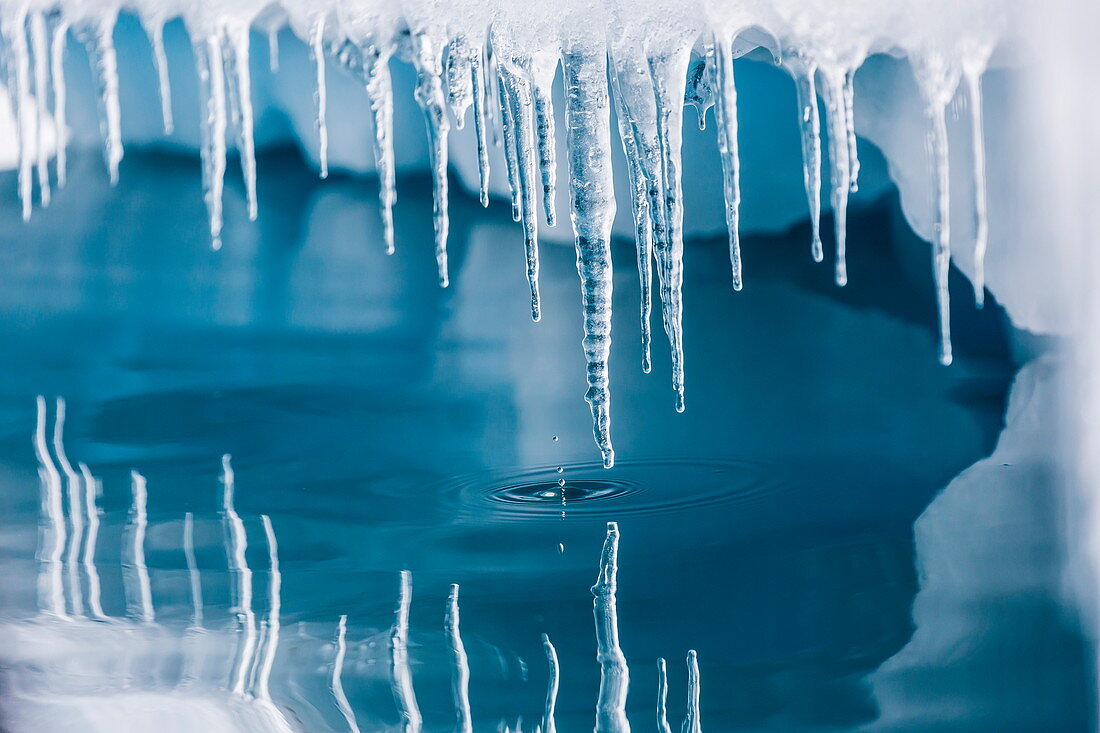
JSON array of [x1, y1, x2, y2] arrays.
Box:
[[0, 0, 1067, 465]]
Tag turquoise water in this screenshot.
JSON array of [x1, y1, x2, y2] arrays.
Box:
[[0, 149, 1088, 731]]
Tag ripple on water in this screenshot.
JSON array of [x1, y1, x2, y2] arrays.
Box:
[[442, 459, 792, 522]]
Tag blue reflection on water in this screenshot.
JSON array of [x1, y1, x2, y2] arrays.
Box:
[[0, 149, 1088, 731]]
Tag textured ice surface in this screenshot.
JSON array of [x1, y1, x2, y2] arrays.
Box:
[[0, 0, 1021, 460]]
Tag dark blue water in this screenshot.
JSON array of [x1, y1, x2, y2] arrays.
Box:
[[0, 149, 1088, 732]]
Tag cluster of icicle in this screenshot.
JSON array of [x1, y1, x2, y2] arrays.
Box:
[[0, 0, 1009, 467]]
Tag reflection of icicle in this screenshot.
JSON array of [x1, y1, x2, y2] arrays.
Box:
[[411, 31, 451, 287], [964, 65, 988, 308], [332, 615, 361, 733], [50, 17, 68, 189], [53, 398, 84, 618], [82, 16, 124, 185], [593, 522, 629, 732], [183, 511, 203, 629], [541, 633, 559, 733], [447, 584, 473, 733], [310, 17, 329, 179], [657, 658, 670, 733], [710, 35, 742, 291], [255, 515, 281, 701], [78, 463, 107, 620], [147, 20, 174, 134], [392, 570, 422, 732], [223, 455, 258, 697], [681, 651, 700, 733], [30, 12, 51, 208], [819, 68, 851, 286], [563, 44, 616, 469], [126, 471, 155, 623], [34, 396, 67, 619]]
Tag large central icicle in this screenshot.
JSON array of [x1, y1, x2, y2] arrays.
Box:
[[0, 0, 1010, 467]]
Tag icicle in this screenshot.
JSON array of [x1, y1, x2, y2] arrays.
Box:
[[964, 64, 988, 307], [446, 41, 473, 128], [710, 35, 742, 291], [927, 97, 953, 365], [649, 45, 692, 413], [912, 50, 959, 366], [392, 570, 423, 732], [225, 24, 258, 221], [30, 12, 51, 209], [447, 584, 473, 733], [222, 454, 257, 697], [657, 658, 671, 733], [126, 471, 155, 624], [268, 26, 279, 73], [49, 17, 68, 189], [563, 43, 616, 468], [593, 522, 629, 731], [534, 86, 557, 226], [83, 16, 123, 185], [531, 54, 558, 227], [411, 31, 451, 287], [486, 49, 502, 148], [681, 651, 701, 733], [76, 464, 106, 619], [148, 20, 174, 134], [471, 46, 491, 207], [685, 51, 713, 130], [497, 68, 522, 222], [193, 31, 227, 249], [309, 17, 329, 179], [843, 69, 859, 192], [4, 8, 34, 221], [362, 44, 397, 254], [784, 55, 823, 262], [610, 65, 653, 374], [332, 615, 361, 733], [183, 511, 203, 629], [819, 67, 851, 286], [34, 396, 67, 619], [52, 398, 83, 618], [499, 61, 542, 321], [254, 515, 281, 702], [541, 633, 559, 733]]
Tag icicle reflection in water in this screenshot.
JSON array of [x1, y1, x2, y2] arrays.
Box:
[[14, 407, 721, 732], [0, 0, 1007, 466]]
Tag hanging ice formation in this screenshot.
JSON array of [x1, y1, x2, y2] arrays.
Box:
[[0, 0, 1009, 465]]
